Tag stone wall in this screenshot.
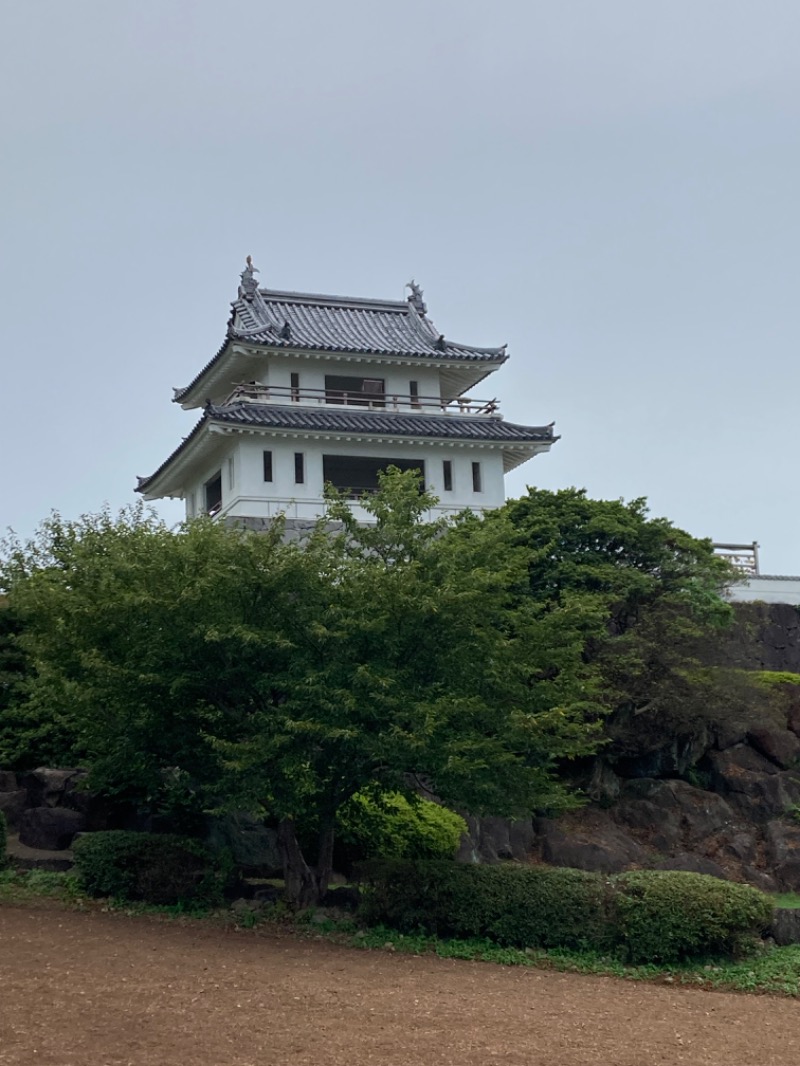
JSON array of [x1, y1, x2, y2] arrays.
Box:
[[459, 602, 800, 892], [716, 602, 800, 672]]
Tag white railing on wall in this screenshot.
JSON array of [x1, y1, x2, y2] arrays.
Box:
[[222, 383, 501, 417], [210, 495, 475, 522]]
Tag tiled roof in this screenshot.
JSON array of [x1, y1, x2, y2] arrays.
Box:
[[136, 403, 556, 494], [232, 288, 507, 360], [174, 282, 507, 402], [211, 402, 554, 442]]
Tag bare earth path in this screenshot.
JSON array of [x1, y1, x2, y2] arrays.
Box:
[[2, 906, 800, 1066]]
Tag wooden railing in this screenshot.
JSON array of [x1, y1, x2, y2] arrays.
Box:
[[223, 383, 500, 416]]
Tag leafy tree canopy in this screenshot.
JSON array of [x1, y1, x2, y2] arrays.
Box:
[[1, 474, 606, 905], [477, 487, 740, 754]]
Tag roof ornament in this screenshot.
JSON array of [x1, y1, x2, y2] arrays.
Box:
[[238, 255, 260, 302], [406, 279, 427, 315]]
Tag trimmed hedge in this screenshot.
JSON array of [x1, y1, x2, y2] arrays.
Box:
[[612, 870, 774, 963], [357, 860, 614, 951], [0, 809, 7, 870], [73, 831, 232, 907], [357, 861, 773, 963]]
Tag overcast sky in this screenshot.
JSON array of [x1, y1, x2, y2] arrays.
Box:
[[2, 1, 799, 571]]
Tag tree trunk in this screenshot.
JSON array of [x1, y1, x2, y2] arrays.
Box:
[[315, 822, 336, 900], [277, 817, 321, 909]]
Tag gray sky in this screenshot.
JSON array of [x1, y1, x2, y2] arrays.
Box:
[[2, 1, 799, 571]]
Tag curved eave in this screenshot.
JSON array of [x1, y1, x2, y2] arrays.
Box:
[[135, 414, 211, 500], [174, 338, 508, 410], [137, 411, 557, 500]]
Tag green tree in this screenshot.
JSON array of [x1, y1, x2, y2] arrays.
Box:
[[0, 597, 46, 768], [2, 476, 604, 907], [480, 488, 739, 757], [213, 474, 604, 904]]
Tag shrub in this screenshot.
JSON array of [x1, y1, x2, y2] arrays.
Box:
[[0, 809, 7, 869], [73, 831, 231, 907], [610, 870, 773, 963], [338, 793, 467, 862], [357, 860, 615, 951], [357, 861, 774, 962], [753, 670, 800, 689]]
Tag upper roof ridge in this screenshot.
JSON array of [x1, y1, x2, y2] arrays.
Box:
[[254, 287, 410, 312]]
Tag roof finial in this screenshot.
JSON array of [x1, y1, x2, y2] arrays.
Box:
[[406, 279, 427, 315], [239, 255, 260, 301]]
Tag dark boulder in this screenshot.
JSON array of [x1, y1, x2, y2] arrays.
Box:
[[614, 782, 683, 850], [770, 909, 800, 945], [708, 746, 799, 820], [747, 726, 800, 770], [0, 770, 18, 792], [0, 790, 29, 831], [667, 781, 735, 844], [722, 830, 758, 864], [655, 853, 729, 880], [19, 807, 85, 850], [614, 779, 735, 849], [23, 768, 84, 809], [714, 719, 749, 751], [537, 814, 648, 874], [762, 820, 800, 890], [743, 865, 778, 894]]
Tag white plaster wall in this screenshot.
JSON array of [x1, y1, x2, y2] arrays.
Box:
[[726, 577, 800, 605], [258, 354, 444, 406], [212, 436, 506, 522]]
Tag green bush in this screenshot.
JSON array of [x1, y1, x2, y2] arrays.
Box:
[[358, 860, 615, 951], [357, 861, 773, 962], [338, 793, 467, 862], [0, 809, 7, 870], [611, 870, 773, 963], [753, 670, 800, 689], [73, 831, 231, 907]]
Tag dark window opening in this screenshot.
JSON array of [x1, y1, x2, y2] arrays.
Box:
[[263, 450, 273, 482], [471, 462, 482, 493], [294, 452, 305, 484], [322, 455, 424, 498], [205, 472, 222, 515], [410, 380, 420, 408], [290, 372, 300, 401], [325, 374, 385, 407], [443, 460, 453, 492]]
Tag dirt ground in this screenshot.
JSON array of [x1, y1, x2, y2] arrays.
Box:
[[2, 906, 800, 1066]]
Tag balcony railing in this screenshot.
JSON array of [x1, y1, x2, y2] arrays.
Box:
[[223, 383, 500, 417]]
